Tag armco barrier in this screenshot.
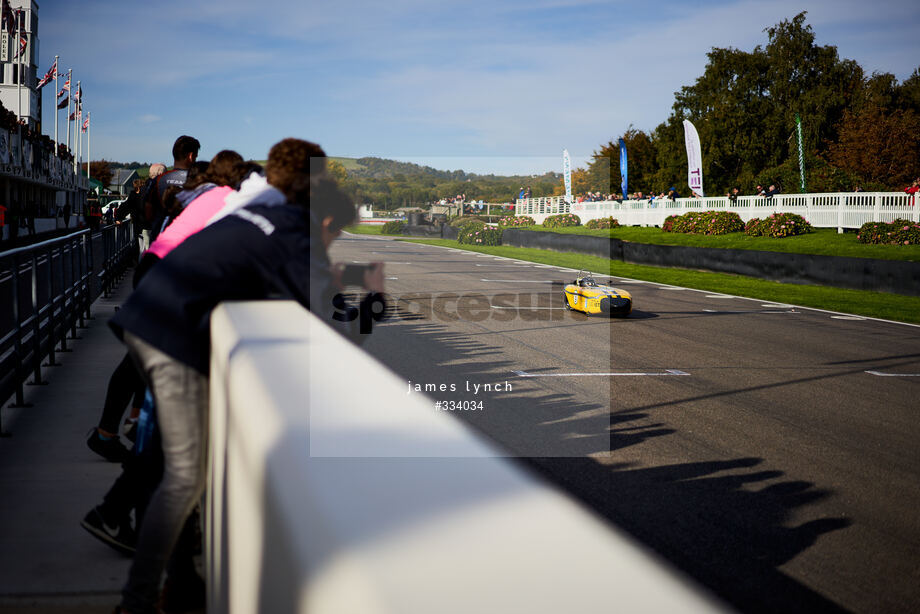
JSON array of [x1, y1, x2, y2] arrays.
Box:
[[207, 301, 725, 614], [501, 229, 920, 296]]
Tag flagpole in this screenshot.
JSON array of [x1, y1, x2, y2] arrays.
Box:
[[53, 54, 59, 153], [74, 81, 80, 173], [86, 113, 90, 182], [65, 68, 71, 164], [15, 7, 21, 165]]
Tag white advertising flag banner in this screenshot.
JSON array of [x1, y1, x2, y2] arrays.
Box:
[[682, 119, 704, 197], [563, 148, 572, 203]]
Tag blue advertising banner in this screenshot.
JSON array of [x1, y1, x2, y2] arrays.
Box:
[[618, 138, 628, 199]]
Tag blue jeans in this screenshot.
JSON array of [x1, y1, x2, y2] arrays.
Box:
[[120, 332, 209, 614]]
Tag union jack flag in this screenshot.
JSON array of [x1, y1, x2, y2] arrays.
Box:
[[36, 58, 57, 89], [57, 76, 70, 98], [74, 83, 82, 102], [82, 113, 90, 133], [12, 33, 25, 60], [57, 95, 68, 109]]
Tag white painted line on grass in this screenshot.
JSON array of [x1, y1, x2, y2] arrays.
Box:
[[865, 370, 920, 377], [513, 369, 690, 377]]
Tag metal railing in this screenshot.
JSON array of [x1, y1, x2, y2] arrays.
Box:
[[515, 192, 919, 231], [0, 223, 135, 434]]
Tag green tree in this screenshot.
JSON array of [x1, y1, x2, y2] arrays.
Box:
[[649, 12, 863, 195], [596, 127, 656, 194], [327, 159, 348, 185]]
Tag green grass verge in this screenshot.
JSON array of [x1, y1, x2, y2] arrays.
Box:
[[344, 224, 383, 235], [522, 226, 920, 262], [394, 238, 920, 325]]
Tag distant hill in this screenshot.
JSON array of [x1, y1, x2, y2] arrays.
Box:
[[110, 155, 562, 207], [329, 156, 559, 182]]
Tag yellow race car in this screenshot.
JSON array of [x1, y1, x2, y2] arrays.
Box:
[[563, 271, 633, 317]]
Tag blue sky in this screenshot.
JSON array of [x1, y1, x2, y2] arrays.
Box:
[[37, 0, 920, 175]]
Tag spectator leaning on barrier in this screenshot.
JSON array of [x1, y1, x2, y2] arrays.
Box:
[[146, 135, 200, 241], [108, 138, 380, 614], [727, 187, 739, 203], [906, 178, 919, 205]]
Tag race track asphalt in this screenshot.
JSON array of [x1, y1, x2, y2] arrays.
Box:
[[331, 232, 920, 614]]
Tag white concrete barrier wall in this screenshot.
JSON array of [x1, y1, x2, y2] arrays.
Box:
[[208, 301, 727, 614], [516, 192, 919, 229]]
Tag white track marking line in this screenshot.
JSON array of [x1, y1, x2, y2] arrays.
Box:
[[474, 263, 532, 267], [491, 306, 564, 310], [865, 371, 920, 377], [386, 277, 399, 280], [397, 240, 920, 329], [660, 287, 688, 290], [513, 369, 690, 377], [705, 295, 735, 298], [703, 309, 795, 314], [831, 315, 866, 321], [480, 279, 556, 283]]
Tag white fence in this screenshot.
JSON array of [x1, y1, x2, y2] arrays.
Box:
[[207, 301, 725, 614], [516, 193, 919, 231]]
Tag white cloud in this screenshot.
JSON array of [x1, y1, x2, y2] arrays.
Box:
[[138, 114, 160, 124]]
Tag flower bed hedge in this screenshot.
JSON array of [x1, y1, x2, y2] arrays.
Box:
[[458, 224, 502, 246], [661, 211, 744, 235], [381, 220, 407, 235], [857, 219, 920, 245], [745, 213, 814, 238], [543, 213, 581, 228], [585, 216, 620, 229], [498, 215, 535, 227]]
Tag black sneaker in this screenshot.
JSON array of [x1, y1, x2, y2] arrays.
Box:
[[80, 506, 136, 556], [87, 430, 131, 463]]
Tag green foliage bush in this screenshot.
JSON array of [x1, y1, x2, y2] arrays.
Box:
[[744, 213, 814, 238], [498, 215, 536, 227], [661, 211, 744, 235], [381, 220, 406, 235], [857, 219, 920, 245], [744, 218, 762, 235], [585, 216, 620, 229], [661, 215, 680, 233], [458, 225, 502, 246], [543, 213, 581, 228]]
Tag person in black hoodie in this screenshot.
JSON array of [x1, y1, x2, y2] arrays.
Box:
[[110, 138, 381, 614]]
